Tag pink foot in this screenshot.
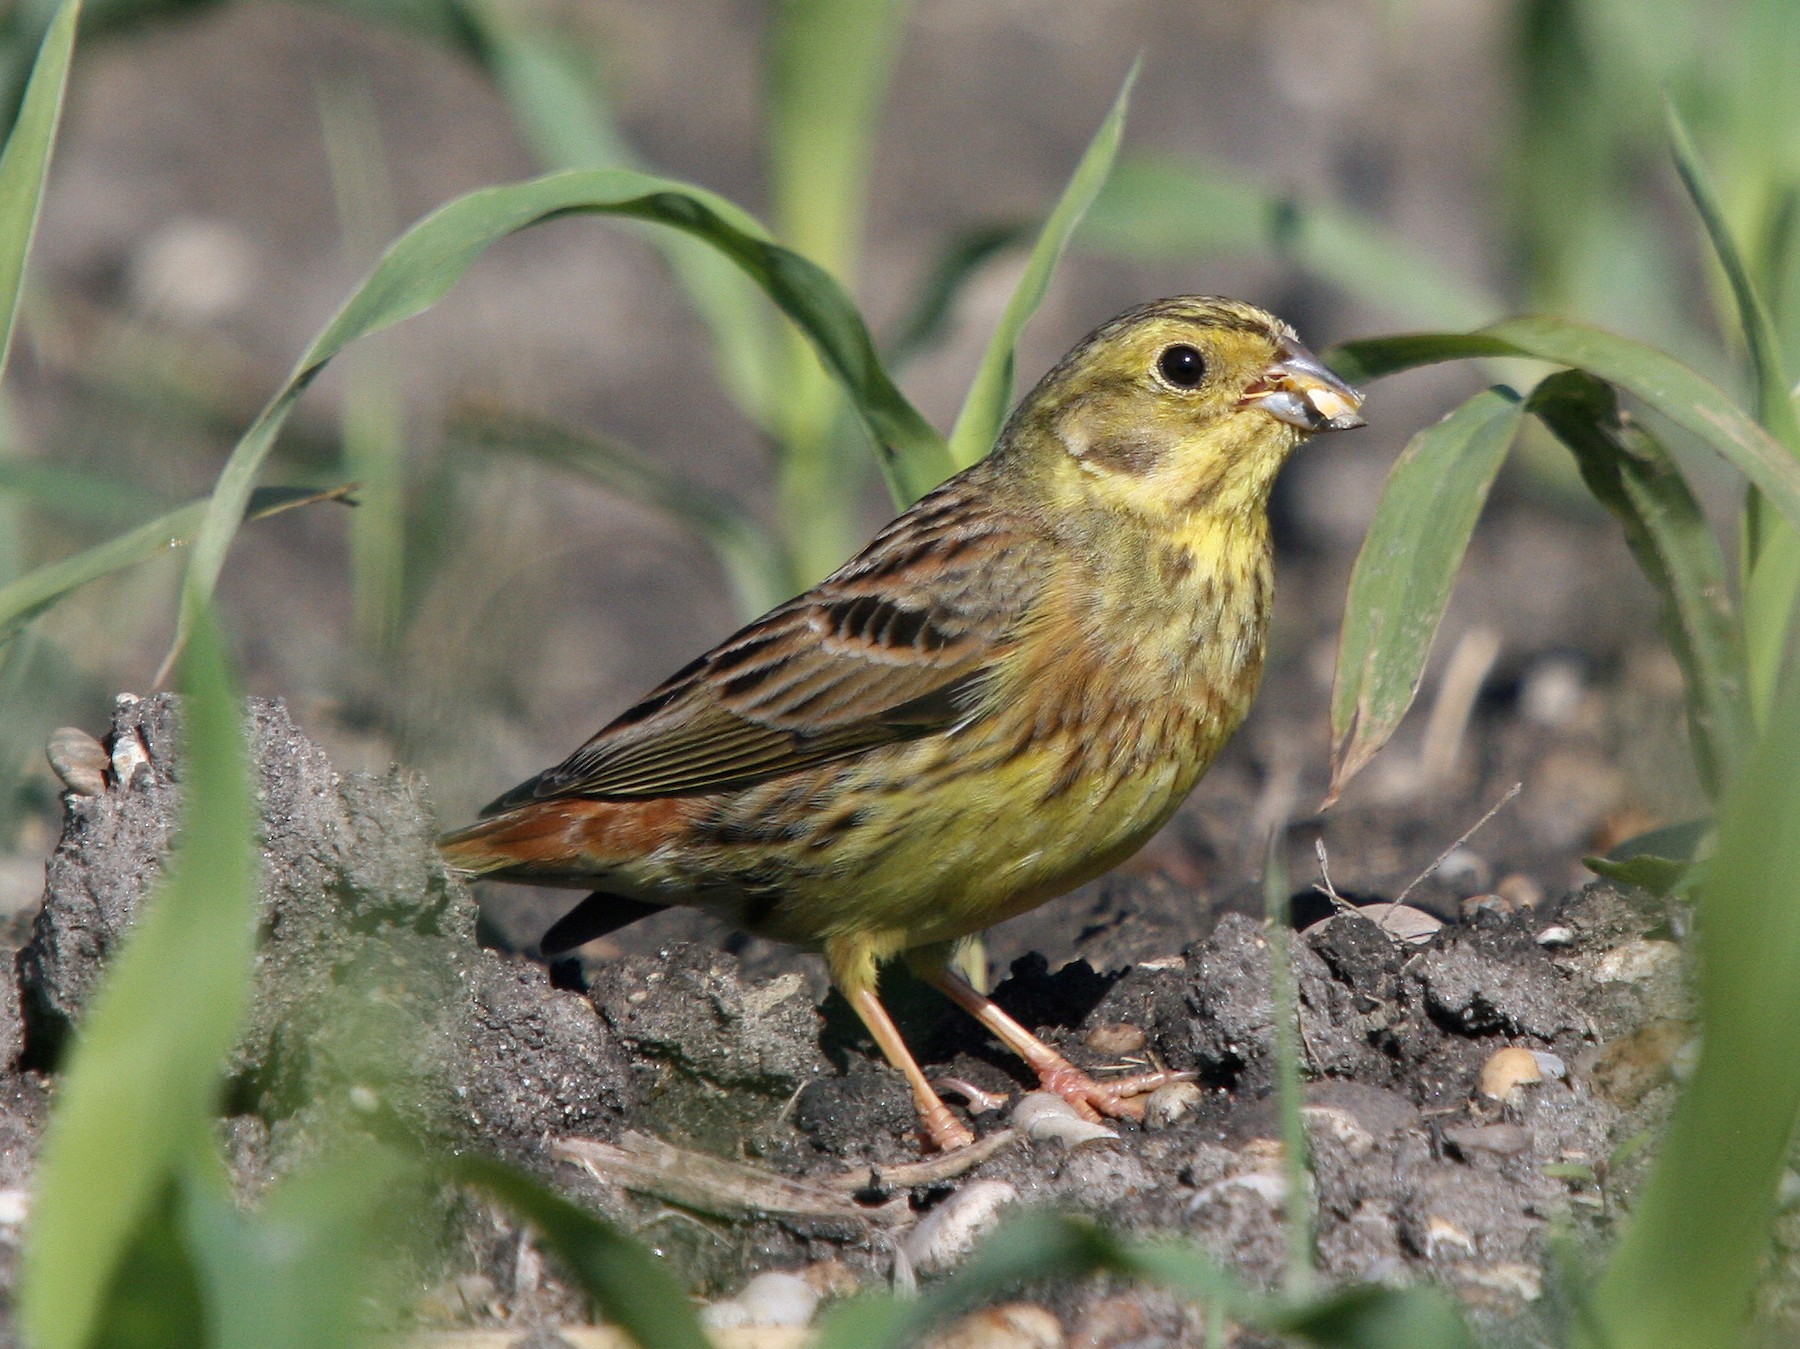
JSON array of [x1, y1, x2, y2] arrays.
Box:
[[1037, 1064, 1196, 1123]]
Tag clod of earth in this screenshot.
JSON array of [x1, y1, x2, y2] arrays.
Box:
[[9, 696, 1697, 1336]]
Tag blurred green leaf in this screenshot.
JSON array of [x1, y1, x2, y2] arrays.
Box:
[[451, 409, 791, 617], [1329, 387, 1524, 801], [817, 1210, 1472, 1349], [20, 604, 255, 1349], [1332, 317, 1800, 534], [1083, 152, 1495, 330], [1667, 101, 1800, 722], [0, 0, 76, 384], [767, 0, 905, 288], [1666, 102, 1798, 449], [1271, 1283, 1478, 1349], [0, 458, 153, 523], [452, 1153, 710, 1349], [765, 0, 910, 575], [0, 485, 352, 650], [169, 166, 954, 679], [1591, 674, 1800, 1348], [1530, 370, 1750, 795], [321, 81, 409, 655], [946, 62, 1136, 470], [185, 1146, 425, 1349]]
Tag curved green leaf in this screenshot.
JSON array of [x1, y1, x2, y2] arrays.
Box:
[[945, 62, 1136, 469], [0, 0, 77, 384], [1330, 317, 1800, 533], [166, 167, 954, 677], [1530, 370, 1749, 795], [1329, 387, 1525, 801], [0, 486, 352, 649], [20, 606, 256, 1349], [451, 1154, 709, 1349]]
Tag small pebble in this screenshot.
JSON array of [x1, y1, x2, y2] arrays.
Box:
[[1461, 893, 1514, 921], [1437, 847, 1490, 892], [1593, 939, 1681, 985], [1422, 1215, 1477, 1260], [1443, 1123, 1533, 1158], [109, 730, 149, 787], [1536, 925, 1576, 948], [1778, 1171, 1800, 1213], [1478, 1046, 1544, 1101], [902, 1180, 1018, 1277], [1084, 1022, 1146, 1056], [1529, 1051, 1567, 1081], [1496, 873, 1544, 909], [1520, 656, 1586, 727], [1143, 1080, 1202, 1131], [45, 727, 108, 797], [699, 1270, 819, 1330], [1301, 1105, 1376, 1158], [1587, 1020, 1691, 1106], [924, 1302, 1064, 1349], [1461, 1262, 1544, 1302], [0, 1188, 29, 1228], [1357, 902, 1443, 945], [1012, 1092, 1117, 1147]]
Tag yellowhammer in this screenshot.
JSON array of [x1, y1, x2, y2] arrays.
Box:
[[441, 296, 1364, 1150]]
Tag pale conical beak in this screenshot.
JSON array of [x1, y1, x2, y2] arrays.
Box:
[[1241, 335, 1366, 432]]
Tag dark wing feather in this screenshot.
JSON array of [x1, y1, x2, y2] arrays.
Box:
[[482, 470, 1035, 812]]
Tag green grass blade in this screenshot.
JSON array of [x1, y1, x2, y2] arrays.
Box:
[[451, 410, 792, 617], [1328, 387, 1524, 802], [1331, 319, 1800, 533], [1664, 101, 1800, 723], [0, 459, 153, 524], [945, 62, 1136, 470], [167, 167, 953, 677], [1665, 102, 1799, 449], [184, 1146, 426, 1349], [0, 0, 78, 384], [1590, 674, 1800, 1348], [451, 1154, 710, 1349], [0, 485, 352, 648], [767, 0, 906, 287], [19, 604, 256, 1349], [1082, 152, 1495, 330], [321, 81, 408, 655], [1530, 370, 1750, 795]]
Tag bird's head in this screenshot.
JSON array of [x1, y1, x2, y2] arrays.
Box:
[[1007, 296, 1364, 523]]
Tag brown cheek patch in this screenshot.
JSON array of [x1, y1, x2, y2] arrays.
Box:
[[1082, 433, 1164, 475]]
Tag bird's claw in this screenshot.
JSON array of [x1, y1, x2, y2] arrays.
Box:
[[1037, 1065, 1197, 1123]]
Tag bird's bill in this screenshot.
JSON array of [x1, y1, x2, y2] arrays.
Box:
[[1240, 335, 1366, 432]]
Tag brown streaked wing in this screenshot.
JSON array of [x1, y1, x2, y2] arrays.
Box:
[[481, 473, 1035, 811]]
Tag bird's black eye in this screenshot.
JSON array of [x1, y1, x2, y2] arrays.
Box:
[[1157, 343, 1206, 389]]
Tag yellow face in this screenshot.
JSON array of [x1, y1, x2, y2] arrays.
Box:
[[1006, 296, 1364, 522]]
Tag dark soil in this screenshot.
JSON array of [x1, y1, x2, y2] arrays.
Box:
[[4, 693, 1698, 1344]]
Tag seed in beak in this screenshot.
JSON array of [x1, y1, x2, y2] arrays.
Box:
[[1242, 336, 1366, 433]]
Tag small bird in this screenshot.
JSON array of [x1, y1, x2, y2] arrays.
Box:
[[441, 297, 1364, 1151]]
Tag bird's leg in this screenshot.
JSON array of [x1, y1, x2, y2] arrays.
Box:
[[847, 987, 976, 1152], [829, 937, 974, 1152], [921, 962, 1193, 1123]]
